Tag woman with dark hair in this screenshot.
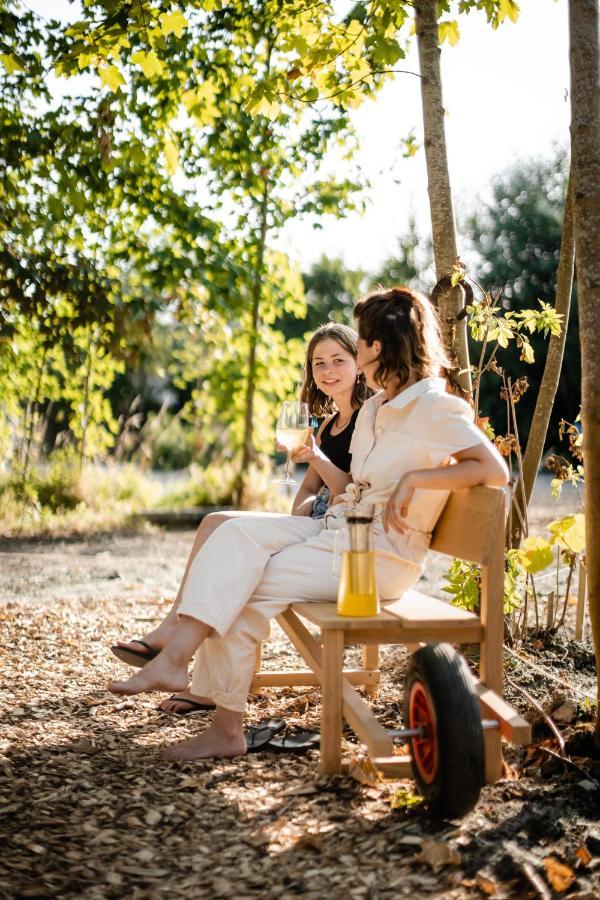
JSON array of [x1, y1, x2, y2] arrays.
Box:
[[107, 287, 508, 761]]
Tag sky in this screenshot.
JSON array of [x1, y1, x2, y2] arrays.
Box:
[[25, 1, 571, 271]]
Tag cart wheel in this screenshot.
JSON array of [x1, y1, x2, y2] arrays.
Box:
[[404, 643, 485, 819]]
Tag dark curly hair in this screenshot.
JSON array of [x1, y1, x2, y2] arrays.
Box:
[[353, 286, 450, 390], [300, 322, 370, 417]]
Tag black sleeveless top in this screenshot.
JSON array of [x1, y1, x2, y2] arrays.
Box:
[[318, 409, 360, 473]]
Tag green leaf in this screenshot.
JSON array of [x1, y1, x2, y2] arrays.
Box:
[[131, 50, 163, 78], [517, 536, 554, 574], [99, 65, 125, 91]]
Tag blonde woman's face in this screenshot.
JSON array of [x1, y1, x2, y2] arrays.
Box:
[[311, 338, 358, 400]]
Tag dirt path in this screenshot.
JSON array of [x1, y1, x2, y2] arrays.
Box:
[[1, 517, 598, 899]]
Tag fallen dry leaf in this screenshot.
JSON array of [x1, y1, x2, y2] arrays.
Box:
[[543, 856, 576, 893], [474, 870, 499, 895], [575, 845, 592, 867], [415, 838, 461, 873], [346, 753, 381, 787]]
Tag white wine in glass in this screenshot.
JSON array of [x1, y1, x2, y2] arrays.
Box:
[[274, 400, 310, 484]]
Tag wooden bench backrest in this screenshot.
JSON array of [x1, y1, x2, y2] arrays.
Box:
[[430, 486, 506, 566]]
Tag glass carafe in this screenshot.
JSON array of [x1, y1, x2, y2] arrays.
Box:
[[336, 508, 380, 617]]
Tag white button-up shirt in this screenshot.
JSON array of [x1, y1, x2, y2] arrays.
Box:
[[325, 377, 486, 566]]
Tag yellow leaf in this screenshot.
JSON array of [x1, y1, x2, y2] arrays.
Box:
[[498, 0, 520, 25], [99, 65, 125, 91], [547, 513, 586, 553], [438, 21, 460, 47], [131, 50, 163, 78], [520, 340, 535, 364], [0, 53, 25, 74], [159, 11, 188, 37], [163, 136, 179, 174], [253, 96, 281, 120], [517, 536, 554, 574]]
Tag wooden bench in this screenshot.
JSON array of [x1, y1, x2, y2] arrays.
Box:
[[252, 485, 531, 784]]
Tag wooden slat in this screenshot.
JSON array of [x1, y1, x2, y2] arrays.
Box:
[[430, 486, 506, 564], [362, 645, 380, 696], [289, 604, 483, 644], [320, 629, 345, 773], [344, 755, 413, 779], [475, 683, 531, 745], [384, 590, 480, 628], [277, 609, 394, 758], [250, 668, 380, 688], [291, 601, 398, 631]]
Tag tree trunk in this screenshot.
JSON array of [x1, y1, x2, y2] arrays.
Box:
[[568, 0, 600, 747], [414, 0, 471, 394], [510, 177, 575, 547], [233, 176, 270, 507]]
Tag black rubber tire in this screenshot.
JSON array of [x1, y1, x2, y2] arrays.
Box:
[[404, 643, 485, 819]]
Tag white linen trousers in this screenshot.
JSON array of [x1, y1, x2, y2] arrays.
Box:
[[180, 514, 422, 712]]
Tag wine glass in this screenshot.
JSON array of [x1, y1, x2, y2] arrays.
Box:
[[274, 400, 310, 485]]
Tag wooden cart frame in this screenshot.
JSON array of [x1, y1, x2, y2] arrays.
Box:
[[251, 485, 531, 782]]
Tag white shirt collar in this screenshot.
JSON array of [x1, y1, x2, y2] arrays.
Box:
[[372, 377, 446, 413]]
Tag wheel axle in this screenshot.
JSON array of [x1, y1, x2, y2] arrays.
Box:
[[389, 718, 499, 741]]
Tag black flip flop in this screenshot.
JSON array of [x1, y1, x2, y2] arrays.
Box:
[[267, 730, 320, 752], [159, 695, 216, 715], [244, 717, 286, 753], [110, 640, 159, 668]]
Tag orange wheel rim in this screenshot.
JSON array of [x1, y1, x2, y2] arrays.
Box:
[[408, 681, 438, 784]]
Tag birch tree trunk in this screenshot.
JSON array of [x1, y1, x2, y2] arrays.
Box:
[[568, 0, 600, 745], [415, 0, 471, 394], [510, 178, 575, 547]]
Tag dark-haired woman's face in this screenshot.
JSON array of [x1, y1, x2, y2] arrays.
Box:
[[311, 338, 358, 400], [357, 338, 382, 390]]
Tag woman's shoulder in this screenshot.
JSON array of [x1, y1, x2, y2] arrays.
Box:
[[316, 412, 337, 444], [418, 379, 473, 416]]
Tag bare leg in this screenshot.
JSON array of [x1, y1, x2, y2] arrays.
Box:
[[116, 512, 230, 655], [162, 707, 246, 761], [108, 616, 212, 695]]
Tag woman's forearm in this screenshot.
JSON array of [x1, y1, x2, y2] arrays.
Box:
[[407, 457, 508, 492], [292, 486, 317, 515], [309, 456, 352, 497]]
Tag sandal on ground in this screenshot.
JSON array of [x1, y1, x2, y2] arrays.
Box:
[[158, 695, 217, 715], [110, 640, 160, 668], [244, 717, 286, 753], [267, 729, 320, 752]]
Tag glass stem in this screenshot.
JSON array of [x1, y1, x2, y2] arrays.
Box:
[[284, 451, 291, 481]]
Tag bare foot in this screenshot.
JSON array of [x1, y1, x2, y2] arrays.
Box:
[[162, 724, 247, 761], [108, 651, 188, 696], [116, 619, 178, 655], [158, 690, 215, 713]]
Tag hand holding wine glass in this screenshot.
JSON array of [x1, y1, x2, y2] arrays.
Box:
[[274, 400, 310, 484]]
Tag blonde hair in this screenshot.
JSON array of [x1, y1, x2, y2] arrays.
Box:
[[300, 322, 370, 416]]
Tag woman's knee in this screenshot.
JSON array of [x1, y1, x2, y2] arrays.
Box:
[[198, 511, 231, 540]]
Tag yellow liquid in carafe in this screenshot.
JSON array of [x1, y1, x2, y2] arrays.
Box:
[[337, 550, 379, 617]]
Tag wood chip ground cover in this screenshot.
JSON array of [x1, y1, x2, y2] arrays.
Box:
[[1, 529, 598, 899]]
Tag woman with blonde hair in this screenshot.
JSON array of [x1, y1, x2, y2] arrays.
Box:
[[111, 322, 369, 713]]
